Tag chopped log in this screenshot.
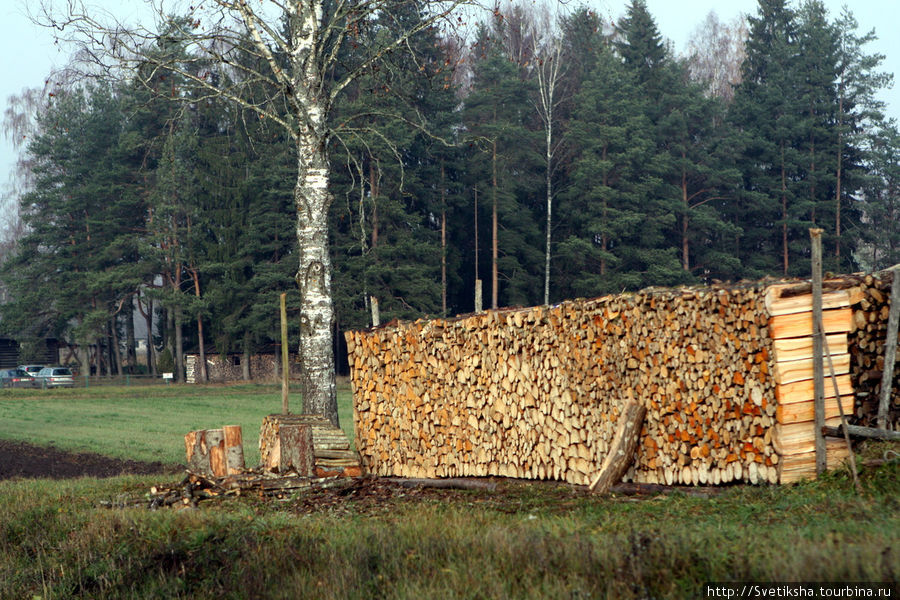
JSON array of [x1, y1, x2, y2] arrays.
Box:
[[779, 440, 851, 484], [608, 482, 723, 497], [184, 429, 226, 477], [280, 424, 315, 476], [223, 425, 245, 475], [765, 286, 856, 316], [382, 477, 498, 491], [260, 414, 360, 476], [772, 334, 847, 362], [589, 398, 646, 494], [773, 353, 850, 385], [261, 423, 315, 475], [776, 395, 854, 423], [823, 424, 900, 441], [768, 307, 853, 339], [775, 375, 853, 404]]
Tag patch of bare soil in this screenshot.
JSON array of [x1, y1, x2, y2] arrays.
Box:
[[0, 438, 179, 481]]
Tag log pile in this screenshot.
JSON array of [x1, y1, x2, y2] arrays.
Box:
[[347, 283, 782, 486], [847, 271, 900, 428], [259, 414, 362, 478], [765, 284, 858, 483]]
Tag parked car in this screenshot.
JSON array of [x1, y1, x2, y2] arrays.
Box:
[[18, 365, 45, 383], [34, 366, 75, 388], [0, 368, 33, 388]]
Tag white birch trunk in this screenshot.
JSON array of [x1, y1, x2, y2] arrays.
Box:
[[294, 134, 338, 427], [291, 4, 338, 426]]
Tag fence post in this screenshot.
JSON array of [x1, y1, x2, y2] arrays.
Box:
[[810, 228, 826, 475]]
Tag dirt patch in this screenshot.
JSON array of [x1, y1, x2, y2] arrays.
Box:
[[0, 439, 179, 481]]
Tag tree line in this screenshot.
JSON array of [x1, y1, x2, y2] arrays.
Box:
[[1, 0, 897, 380]]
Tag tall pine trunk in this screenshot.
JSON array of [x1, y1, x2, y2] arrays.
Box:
[[681, 158, 690, 271], [781, 142, 789, 276], [441, 162, 447, 316], [835, 95, 844, 265], [191, 268, 208, 383], [110, 318, 124, 377], [125, 301, 136, 372], [242, 341, 251, 381], [491, 139, 498, 310]]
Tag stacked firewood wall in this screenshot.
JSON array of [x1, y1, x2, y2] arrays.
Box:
[[765, 284, 858, 483], [346, 284, 781, 486], [848, 271, 900, 428]]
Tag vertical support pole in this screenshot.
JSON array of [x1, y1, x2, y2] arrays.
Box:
[[280, 292, 289, 415], [810, 228, 826, 475], [878, 266, 900, 430], [475, 279, 483, 314], [370, 296, 380, 327]]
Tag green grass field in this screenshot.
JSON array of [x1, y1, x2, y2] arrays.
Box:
[[0, 384, 897, 599], [0, 382, 355, 466]]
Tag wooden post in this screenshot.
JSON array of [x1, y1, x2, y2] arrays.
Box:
[[878, 266, 900, 430], [370, 296, 380, 327], [280, 293, 289, 415], [810, 228, 826, 475], [475, 279, 483, 314]]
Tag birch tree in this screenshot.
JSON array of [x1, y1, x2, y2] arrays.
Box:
[[48, 0, 473, 426], [531, 9, 565, 306]]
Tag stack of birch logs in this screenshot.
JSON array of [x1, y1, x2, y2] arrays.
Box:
[[259, 414, 362, 478], [765, 283, 859, 483], [848, 271, 900, 428], [347, 283, 784, 486]]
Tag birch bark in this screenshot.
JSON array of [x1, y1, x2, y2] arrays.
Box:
[[290, 2, 338, 425]]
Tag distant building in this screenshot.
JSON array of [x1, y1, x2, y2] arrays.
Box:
[[185, 348, 302, 383]]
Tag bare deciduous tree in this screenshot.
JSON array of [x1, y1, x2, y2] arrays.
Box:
[[685, 11, 748, 103], [45, 0, 475, 426], [531, 6, 566, 306]]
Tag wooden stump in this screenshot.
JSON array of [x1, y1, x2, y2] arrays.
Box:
[[223, 425, 245, 475], [185, 429, 226, 477]]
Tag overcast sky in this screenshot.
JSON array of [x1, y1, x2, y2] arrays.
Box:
[[1, 0, 897, 214]]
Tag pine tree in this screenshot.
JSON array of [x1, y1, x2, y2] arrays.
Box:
[[463, 24, 543, 308], [1, 84, 142, 372], [558, 41, 656, 296], [832, 7, 893, 271], [730, 0, 804, 277]]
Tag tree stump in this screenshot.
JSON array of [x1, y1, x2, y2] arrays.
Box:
[[223, 425, 245, 475], [260, 416, 316, 476], [185, 429, 227, 477]]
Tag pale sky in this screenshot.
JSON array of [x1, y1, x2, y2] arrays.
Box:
[[1, 0, 897, 214]]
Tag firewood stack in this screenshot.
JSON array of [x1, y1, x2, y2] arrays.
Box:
[[847, 271, 900, 429], [765, 283, 861, 483], [259, 414, 362, 478], [347, 283, 792, 486]]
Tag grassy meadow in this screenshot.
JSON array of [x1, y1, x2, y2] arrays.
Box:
[[0, 384, 897, 599], [0, 382, 355, 466]]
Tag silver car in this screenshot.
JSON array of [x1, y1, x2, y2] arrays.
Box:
[[35, 366, 75, 388]]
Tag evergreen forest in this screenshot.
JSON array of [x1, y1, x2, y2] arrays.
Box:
[[1, 0, 897, 379]]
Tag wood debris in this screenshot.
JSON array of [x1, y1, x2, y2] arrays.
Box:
[[121, 470, 350, 510]]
